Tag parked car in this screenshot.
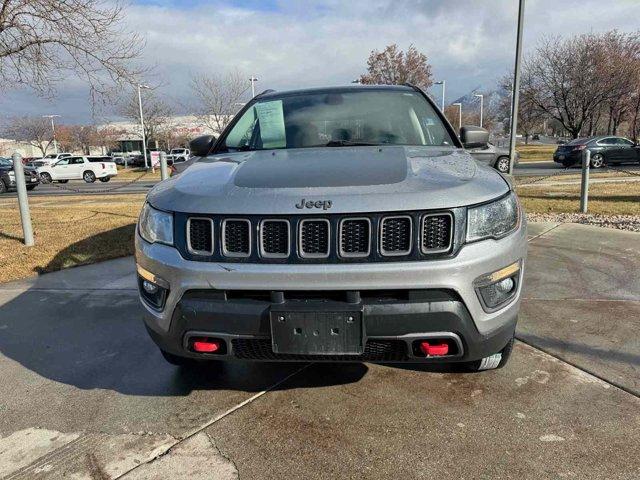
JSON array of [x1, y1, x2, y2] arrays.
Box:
[[553, 136, 640, 168], [467, 142, 519, 173], [39, 152, 73, 166], [0, 157, 40, 193], [167, 148, 191, 163], [136, 85, 527, 372], [37, 155, 118, 183]]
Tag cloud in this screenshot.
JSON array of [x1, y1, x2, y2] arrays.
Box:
[[2, 0, 639, 123]]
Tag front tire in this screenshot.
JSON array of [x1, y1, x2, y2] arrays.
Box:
[[83, 171, 96, 183], [458, 335, 515, 372], [160, 349, 221, 369], [495, 156, 511, 173], [40, 172, 52, 184], [590, 153, 605, 169]]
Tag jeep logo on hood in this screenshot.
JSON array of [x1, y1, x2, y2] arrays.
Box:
[[295, 199, 332, 210]]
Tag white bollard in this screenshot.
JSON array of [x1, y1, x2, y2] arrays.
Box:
[[580, 149, 590, 213]]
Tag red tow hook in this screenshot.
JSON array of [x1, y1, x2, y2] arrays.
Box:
[[420, 341, 449, 356]]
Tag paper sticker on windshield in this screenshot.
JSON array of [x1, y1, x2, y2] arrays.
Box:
[[255, 100, 286, 149]]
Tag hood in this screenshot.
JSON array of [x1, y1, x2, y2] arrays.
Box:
[[147, 146, 509, 215]]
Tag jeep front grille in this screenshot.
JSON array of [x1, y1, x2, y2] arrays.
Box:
[[339, 218, 370, 257], [421, 213, 453, 253], [179, 210, 455, 263], [222, 219, 251, 257], [299, 219, 330, 258], [187, 218, 214, 255], [260, 220, 290, 258], [380, 216, 412, 256]]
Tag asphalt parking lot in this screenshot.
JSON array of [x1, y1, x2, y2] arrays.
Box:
[[0, 222, 639, 479]]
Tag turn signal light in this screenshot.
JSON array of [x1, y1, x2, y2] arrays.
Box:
[[419, 341, 449, 356]]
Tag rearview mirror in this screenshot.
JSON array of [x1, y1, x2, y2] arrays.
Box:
[[189, 135, 217, 157], [460, 126, 489, 149]]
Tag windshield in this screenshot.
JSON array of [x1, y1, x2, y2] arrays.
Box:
[[222, 89, 454, 152], [0, 158, 12, 167]]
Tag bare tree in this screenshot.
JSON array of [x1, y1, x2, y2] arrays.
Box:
[[499, 71, 544, 144], [0, 0, 145, 102], [57, 124, 100, 154], [119, 88, 173, 149], [190, 70, 248, 134], [526, 32, 640, 139], [2, 116, 54, 155], [359, 44, 433, 89]]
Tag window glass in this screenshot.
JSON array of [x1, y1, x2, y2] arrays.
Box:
[[616, 138, 634, 146], [54, 159, 69, 166], [222, 89, 453, 152], [599, 138, 616, 145]]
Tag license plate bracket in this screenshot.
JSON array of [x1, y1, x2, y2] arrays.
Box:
[[270, 309, 363, 355]]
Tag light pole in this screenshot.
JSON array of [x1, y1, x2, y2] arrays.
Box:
[[453, 103, 462, 131], [435, 81, 446, 111], [137, 84, 151, 169], [42, 115, 60, 154], [249, 76, 258, 97], [508, 0, 526, 175], [474, 94, 484, 128]]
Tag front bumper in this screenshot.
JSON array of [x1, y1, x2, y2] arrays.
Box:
[[135, 218, 527, 362]]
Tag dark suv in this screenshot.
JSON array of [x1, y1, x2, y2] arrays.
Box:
[[0, 157, 40, 193], [553, 136, 640, 168]]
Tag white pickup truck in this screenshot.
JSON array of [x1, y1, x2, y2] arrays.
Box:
[[167, 148, 191, 163], [37, 155, 118, 183]]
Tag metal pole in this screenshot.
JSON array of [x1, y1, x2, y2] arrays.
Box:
[[138, 85, 149, 169], [441, 81, 446, 112], [479, 95, 484, 127], [453, 103, 462, 131], [508, 0, 526, 175], [580, 149, 590, 213], [249, 76, 258, 97], [51, 117, 58, 154], [12, 153, 34, 246], [159, 151, 168, 180]]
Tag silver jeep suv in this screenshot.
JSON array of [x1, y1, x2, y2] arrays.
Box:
[[136, 85, 527, 371]]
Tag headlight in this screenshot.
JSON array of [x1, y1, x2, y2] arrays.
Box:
[[138, 203, 173, 245], [467, 192, 519, 242]]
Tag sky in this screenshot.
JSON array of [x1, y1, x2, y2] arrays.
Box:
[[2, 0, 640, 124]]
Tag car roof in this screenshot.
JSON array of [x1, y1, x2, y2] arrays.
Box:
[[257, 84, 416, 100]]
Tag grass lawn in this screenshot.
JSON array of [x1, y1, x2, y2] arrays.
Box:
[[115, 167, 162, 181], [516, 180, 640, 216], [516, 144, 556, 163], [0, 194, 145, 284]]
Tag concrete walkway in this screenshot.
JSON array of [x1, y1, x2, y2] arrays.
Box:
[[0, 223, 638, 479]]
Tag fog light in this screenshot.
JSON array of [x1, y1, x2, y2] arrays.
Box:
[[474, 261, 521, 312], [142, 280, 159, 294]]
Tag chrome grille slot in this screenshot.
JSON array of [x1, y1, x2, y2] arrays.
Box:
[[299, 219, 330, 258], [222, 219, 251, 257], [380, 216, 412, 256], [339, 218, 371, 257], [187, 218, 214, 255], [421, 213, 453, 253], [260, 220, 290, 258]]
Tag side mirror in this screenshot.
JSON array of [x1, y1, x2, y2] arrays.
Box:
[[189, 135, 217, 157], [460, 126, 490, 149]]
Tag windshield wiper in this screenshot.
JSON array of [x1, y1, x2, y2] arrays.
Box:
[[324, 140, 382, 147]]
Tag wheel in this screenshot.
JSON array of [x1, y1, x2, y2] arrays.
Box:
[[0, 179, 7, 193], [495, 156, 511, 173], [590, 153, 605, 169], [40, 172, 52, 184], [160, 349, 221, 369], [26, 185, 37, 191], [57, 180, 69, 184], [83, 171, 96, 183], [458, 335, 515, 372], [99, 176, 111, 183]]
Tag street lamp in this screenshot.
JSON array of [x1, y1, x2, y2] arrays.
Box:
[[137, 84, 151, 169], [42, 115, 60, 154], [474, 94, 484, 128], [249, 76, 258, 97], [434, 81, 446, 111], [508, 0, 526, 175], [453, 103, 462, 131]]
